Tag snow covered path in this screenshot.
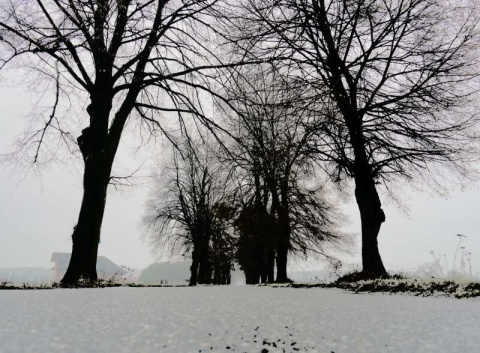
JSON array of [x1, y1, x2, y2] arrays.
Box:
[[1, 286, 479, 352]]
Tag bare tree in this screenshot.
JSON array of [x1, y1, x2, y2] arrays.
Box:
[[219, 66, 345, 282], [145, 140, 234, 285], [0, 0, 240, 285], [234, 200, 277, 284], [229, 0, 480, 276]]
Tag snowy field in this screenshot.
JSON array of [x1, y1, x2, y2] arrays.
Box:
[[1, 286, 479, 353]]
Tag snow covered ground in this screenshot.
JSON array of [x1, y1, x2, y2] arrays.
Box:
[[0, 286, 479, 353]]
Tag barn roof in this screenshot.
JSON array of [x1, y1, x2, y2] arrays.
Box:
[[51, 252, 126, 275]]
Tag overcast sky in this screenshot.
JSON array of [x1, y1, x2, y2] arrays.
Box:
[[1, 79, 479, 277]]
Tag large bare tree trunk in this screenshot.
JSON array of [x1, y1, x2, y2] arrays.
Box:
[[61, 94, 116, 286], [353, 164, 387, 276], [61, 142, 112, 285]]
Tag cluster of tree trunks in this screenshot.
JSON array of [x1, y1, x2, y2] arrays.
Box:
[[188, 206, 233, 286], [189, 238, 232, 286], [235, 203, 278, 284]]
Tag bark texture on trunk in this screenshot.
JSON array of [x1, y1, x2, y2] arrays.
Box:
[[61, 140, 111, 286], [354, 169, 387, 276], [58, 33, 150, 286], [61, 93, 116, 286], [347, 106, 388, 277]]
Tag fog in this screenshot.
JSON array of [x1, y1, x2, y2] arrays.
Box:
[[1, 75, 480, 278]]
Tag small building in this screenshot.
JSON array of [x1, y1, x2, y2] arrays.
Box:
[[51, 252, 127, 282]]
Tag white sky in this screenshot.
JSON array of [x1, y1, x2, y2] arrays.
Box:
[[1, 71, 480, 276]]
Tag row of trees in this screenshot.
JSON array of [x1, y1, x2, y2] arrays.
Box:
[[1, 0, 478, 285], [145, 69, 344, 285], [221, 0, 479, 276]]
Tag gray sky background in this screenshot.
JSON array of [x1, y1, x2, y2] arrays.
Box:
[[1, 67, 480, 276]]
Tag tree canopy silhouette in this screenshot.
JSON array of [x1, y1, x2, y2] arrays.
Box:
[[145, 140, 235, 285], [219, 66, 346, 282]]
